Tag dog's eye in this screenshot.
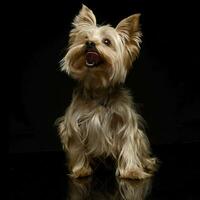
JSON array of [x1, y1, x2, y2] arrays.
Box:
[[103, 38, 111, 46]]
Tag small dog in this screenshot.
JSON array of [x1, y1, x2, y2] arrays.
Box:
[[57, 4, 157, 179]]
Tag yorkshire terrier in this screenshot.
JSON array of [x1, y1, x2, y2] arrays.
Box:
[[57, 4, 157, 179]]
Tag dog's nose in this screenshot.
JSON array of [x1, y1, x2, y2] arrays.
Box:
[[85, 41, 96, 49]]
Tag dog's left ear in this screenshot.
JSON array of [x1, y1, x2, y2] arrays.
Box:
[[116, 14, 141, 43], [73, 4, 96, 27], [116, 14, 142, 68]]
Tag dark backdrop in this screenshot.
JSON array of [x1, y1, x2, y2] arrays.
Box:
[[9, 0, 200, 153]]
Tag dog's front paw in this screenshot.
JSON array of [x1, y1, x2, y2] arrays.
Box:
[[70, 166, 93, 178], [116, 168, 152, 180]]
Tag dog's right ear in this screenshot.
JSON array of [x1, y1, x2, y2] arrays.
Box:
[[73, 4, 96, 27]]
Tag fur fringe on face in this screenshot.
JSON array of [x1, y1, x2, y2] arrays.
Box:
[[57, 4, 158, 179]]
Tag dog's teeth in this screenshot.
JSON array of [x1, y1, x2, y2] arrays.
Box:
[[86, 61, 95, 67]]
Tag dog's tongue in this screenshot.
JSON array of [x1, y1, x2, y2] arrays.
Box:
[[86, 51, 100, 67]]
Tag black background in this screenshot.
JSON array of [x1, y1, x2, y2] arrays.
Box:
[[9, 0, 200, 153]]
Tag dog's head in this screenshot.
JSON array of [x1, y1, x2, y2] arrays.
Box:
[[61, 5, 142, 89]]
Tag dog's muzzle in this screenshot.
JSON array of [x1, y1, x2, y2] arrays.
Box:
[[85, 41, 101, 68]]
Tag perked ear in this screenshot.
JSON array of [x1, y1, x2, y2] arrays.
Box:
[[116, 14, 142, 44], [116, 14, 142, 68], [73, 4, 96, 27]]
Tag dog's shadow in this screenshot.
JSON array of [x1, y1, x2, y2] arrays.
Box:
[[66, 173, 152, 200]]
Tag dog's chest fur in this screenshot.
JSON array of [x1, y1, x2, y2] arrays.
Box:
[[69, 86, 133, 156]]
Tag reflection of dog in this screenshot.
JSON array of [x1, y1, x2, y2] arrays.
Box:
[[67, 176, 152, 200], [57, 4, 157, 179], [117, 178, 152, 200]]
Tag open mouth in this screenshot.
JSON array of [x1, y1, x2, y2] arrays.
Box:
[[85, 50, 101, 68]]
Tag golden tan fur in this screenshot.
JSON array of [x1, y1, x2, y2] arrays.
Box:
[[57, 4, 157, 179]]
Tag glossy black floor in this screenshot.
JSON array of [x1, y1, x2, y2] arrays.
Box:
[[10, 143, 200, 200]]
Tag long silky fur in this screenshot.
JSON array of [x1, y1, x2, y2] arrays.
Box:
[[57, 4, 157, 179]]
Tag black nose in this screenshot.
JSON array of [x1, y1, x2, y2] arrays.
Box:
[[85, 41, 96, 49]]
